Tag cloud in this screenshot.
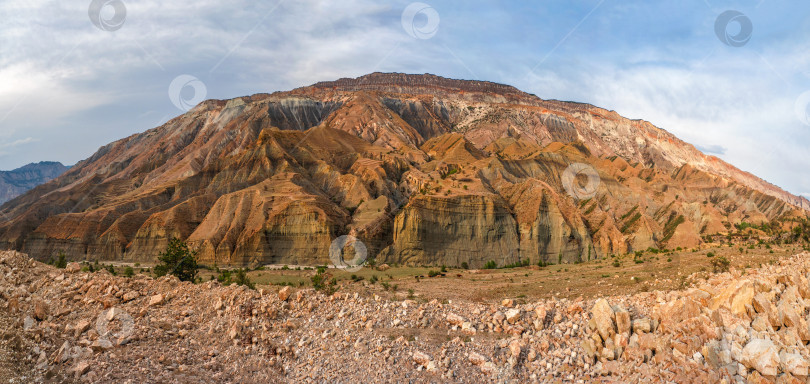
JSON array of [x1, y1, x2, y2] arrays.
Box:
[[0, 0, 808, 195], [0, 137, 38, 157]]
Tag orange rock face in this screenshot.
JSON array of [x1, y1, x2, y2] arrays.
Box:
[[0, 73, 805, 266]]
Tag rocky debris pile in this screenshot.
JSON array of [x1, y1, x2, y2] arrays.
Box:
[[4, 250, 810, 383], [582, 252, 810, 383]]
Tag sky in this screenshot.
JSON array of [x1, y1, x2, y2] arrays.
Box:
[[1, 0, 809, 197]]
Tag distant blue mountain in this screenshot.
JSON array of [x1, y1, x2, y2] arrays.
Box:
[[0, 162, 70, 204]]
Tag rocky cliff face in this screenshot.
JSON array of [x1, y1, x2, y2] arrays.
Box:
[[0, 162, 69, 204], [0, 73, 805, 267]]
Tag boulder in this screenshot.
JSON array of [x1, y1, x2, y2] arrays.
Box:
[[655, 297, 700, 333], [468, 352, 487, 366], [505, 309, 521, 324], [632, 318, 652, 334], [412, 351, 431, 367], [613, 306, 631, 336], [752, 293, 779, 327], [741, 339, 779, 376], [446, 313, 465, 327], [122, 291, 139, 303], [33, 300, 48, 321], [65, 262, 81, 273], [591, 299, 616, 341], [148, 294, 165, 307], [780, 352, 809, 377], [278, 286, 292, 302], [710, 280, 754, 315]]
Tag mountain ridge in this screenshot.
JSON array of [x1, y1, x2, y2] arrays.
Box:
[[0, 73, 805, 266], [0, 161, 70, 205]]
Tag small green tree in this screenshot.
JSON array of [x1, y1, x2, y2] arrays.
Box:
[[55, 251, 67, 269], [154, 238, 198, 282], [233, 269, 255, 289], [711, 256, 730, 273], [123, 266, 135, 277]]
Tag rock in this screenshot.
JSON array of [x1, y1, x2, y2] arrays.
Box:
[[654, 297, 700, 333], [33, 300, 48, 321], [780, 352, 809, 377], [23, 316, 35, 331], [613, 306, 631, 336], [91, 339, 113, 352], [468, 352, 487, 366], [73, 360, 91, 377], [74, 320, 91, 338], [461, 322, 476, 335], [376, 264, 390, 271], [148, 294, 165, 306], [752, 293, 779, 327], [446, 313, 465, 327], [581, 339, 597, 360], [751, 316, 771, 332], [501, 299, 514, 307], [741, 339, 779, 376], [631, 318, 651, 334], [509, 339, 521, 358], [412, 351, 431, 367], [65, 262, 81, 273], [505, 309, 521, 324], [278, 286, 292, 302], [710, 280, 754, 315], [591, 299, 616, 341], [122, 291, 140, 303], [777, 301, 800, 328]]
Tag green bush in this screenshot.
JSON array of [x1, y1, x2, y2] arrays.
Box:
[[232, 269, 255, 289], [461, 262, 469, 270], [153, 238, 198, 282], [55, 252, 67, 269], [483, 260, 497, 269], [428, 270, 440, 277], [706, 252, 715, 258], [123, 266, 134, 277], [311, 269, 337, 294], [711, 256, 730, 273]]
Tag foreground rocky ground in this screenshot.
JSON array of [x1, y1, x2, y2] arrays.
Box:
[[3, 251, 810, 383]]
